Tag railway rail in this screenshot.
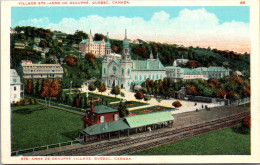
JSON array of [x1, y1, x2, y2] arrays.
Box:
[[43, 111, 249, 156]]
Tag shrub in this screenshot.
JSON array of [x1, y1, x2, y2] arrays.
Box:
[[242, 114, 251, 128], [120, 92, 125, 97], [144, 96, 152, 102], [172, 101, 182, 107]]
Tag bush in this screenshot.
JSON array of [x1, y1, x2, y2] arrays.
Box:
[[144, 96, 152, 102], [242, 114, 251, 128], [120, 92, 125, 97], [172, 101, 182, 107]]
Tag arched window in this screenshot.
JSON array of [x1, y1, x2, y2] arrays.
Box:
[[157, 75, 159, 79], [113, 66, 117, 72], [122, 69, 125, 75], [140, 75, 142, 80], [135, 75, 138, 80], [145, 75, 147, 80], [104, 68, 107, 74], [128, 69, 131, 75], [149, 75, 151, 79], [153, 75, 155, 80]]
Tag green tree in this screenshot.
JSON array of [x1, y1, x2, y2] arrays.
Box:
[[110, 85, 121, 97], [118, 101, 129, 118], [88, 82, 96, 91]]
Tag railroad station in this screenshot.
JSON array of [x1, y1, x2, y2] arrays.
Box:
[[79, 105, 174, 142]]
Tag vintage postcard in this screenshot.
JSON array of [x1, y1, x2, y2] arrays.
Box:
[[1, 0, 260, 164]]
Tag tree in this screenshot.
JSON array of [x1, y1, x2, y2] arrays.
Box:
[[94, 79, 102, 88], [187, 85, 199, 95], [216, 89, 227, 99], [26, 80, 33, 94], [41, 79, 61, 100], [135, 90, 145, 100], [64, 55, 78, 66], [187, 60, 200, 68], [98, 83, 107, 94], [118, 101, 129, 118], [93, 33, 106, 41], [88, 83, 96, 91], [110, 85, 121, 97], [85, 52, 96, 63]]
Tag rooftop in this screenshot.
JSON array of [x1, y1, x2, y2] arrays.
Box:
[[132, 59, 166, 71], [183, 68, 204, 75], [82, 120, 129, 136], [86, 105, 118, 114], [125, 111, 174, 128]]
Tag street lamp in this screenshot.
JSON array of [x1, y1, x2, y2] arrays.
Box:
[[70, 81, 73, 94]]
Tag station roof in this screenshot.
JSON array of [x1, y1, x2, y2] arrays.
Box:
[[124, 111, 174, 128], [82, 120, 130, 135]]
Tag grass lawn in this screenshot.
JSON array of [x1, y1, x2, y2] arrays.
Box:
[[130, 106, 174, 115], [88, 92, 121, 103], [11, 104, 83, 151], [131, 125, 250, 155], [110, 101, 149, 109]]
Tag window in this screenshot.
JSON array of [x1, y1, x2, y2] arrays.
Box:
[[135, 75, 138, 80], [122, 69, 125, 75], [14, 94, 17, 98], [92, 114, 96, 121], [113, 66, 117, 72], [140, 75, 142, 80], [13, 79, 16, 83], [149, 75, 151, 79], [100, 116, 105, 123], [145, 75, 147, 80], [14, 86, 16, 91], [114, 114, 119, 121], [128, 69, 131, 75], [153, 75, 155, 80], [104, 68, 107, 74]]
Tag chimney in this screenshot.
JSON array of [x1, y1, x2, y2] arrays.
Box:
[[91, 103, 94, 112]]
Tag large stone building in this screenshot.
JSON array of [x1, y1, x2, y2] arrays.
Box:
[[166, 65, 229, 81], [10, 69, 24, 103], [19, 60, 64, 79], [197, 67, 229, 79], [102, 30, 167, 91], [79, 30, 106, 57]]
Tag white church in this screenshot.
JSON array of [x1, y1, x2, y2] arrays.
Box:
[[101, 30, 167, 91]]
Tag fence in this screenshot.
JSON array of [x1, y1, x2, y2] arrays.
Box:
[[187, 95, 250, 106], [11, 139, 81, 156]]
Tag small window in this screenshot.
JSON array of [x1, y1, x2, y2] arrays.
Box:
[[14, 94, 17, 98], [100, 116, 105, 123], [115, 114, 118, 121], [13, 79, 16, 83], [14, 86, 16, 91]]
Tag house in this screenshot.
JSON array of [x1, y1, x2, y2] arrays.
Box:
[[83, 104, 121, 129], [50, 55, 58, 63], [10, 69, 24, 103], [14, 41, 26, 49], [33, 44, 43, 52], [197, 67, 229, 79]]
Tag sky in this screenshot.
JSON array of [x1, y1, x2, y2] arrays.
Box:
[[11, 6, 250, 53]]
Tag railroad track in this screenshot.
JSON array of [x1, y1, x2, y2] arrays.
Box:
[[45, 111, 249, 156]]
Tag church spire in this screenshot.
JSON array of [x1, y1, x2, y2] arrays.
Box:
[[124, 29, 127, 39]]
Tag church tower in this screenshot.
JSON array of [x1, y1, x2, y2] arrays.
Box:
[[121, 29, 133, 90], [122, 29, 131, 61]]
